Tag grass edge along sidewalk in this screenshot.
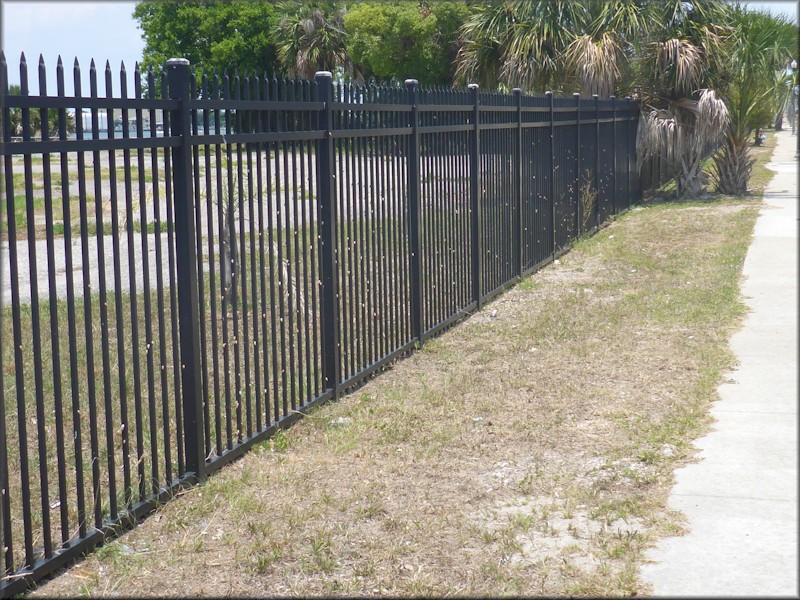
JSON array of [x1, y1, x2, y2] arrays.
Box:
[[31, 151, 772, 596]]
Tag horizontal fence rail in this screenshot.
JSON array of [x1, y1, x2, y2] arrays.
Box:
[[0, 53, 641, 595]]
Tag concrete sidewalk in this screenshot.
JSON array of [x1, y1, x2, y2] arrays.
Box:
[[639, 130, 798, 596]]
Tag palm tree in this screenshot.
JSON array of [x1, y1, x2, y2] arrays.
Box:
[[564, 31, 623, 99], [635, 0, 731, 199], [454, 0, 589, 93], [452, 2, 511, 90], [637, 89, 728, 198], [564, 0, 646, 98], [453, 0, 732, 199], [274, 1, 356, 81], [712, 7, 797, 195]]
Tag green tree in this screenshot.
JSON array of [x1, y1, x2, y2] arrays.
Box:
[[344, 1, 469, 85], [132, 1, 280, 78], [712, 7, 797, 195], [273, 1, 354, 80]]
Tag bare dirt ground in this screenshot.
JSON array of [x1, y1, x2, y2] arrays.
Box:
[[31, 191, 759, 597]]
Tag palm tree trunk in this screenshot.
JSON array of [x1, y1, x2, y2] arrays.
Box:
[[675, 149, 706, 199], [713, 134, 754, 196]]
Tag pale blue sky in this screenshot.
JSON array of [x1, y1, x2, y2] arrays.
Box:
[[743, 0, 799, 22], [1, 0, 798, 94], [2, 1, 143, 94]]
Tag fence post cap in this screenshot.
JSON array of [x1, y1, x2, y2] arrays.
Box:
[[166, 58, 190, 66], [314, 70, 333, 80], [573, 92, 581, 98], [404, 79, 418, 87], [592, 94, 599, 100], [545, 90, 553, 96], [467, 83, 479, 91], [512, 87, 522, 94]]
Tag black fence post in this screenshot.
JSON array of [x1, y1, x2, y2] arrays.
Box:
[[594, 94, 600, 229], [513, 88, 523, 276], [635, 101, 640, 203], [625, 96, 633, 206], [166, 58, 205, 481], [611, 95, 617, 216], [405, 79, 423, 343], [315, 71, 341, 399], [468, 83, 482, 310], [546, 91, 555, 256], [574, 92, 581, 236]]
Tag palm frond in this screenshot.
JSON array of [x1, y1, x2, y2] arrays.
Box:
[[640, 89, 727, 161], [653, 38, 704, 97], [454, 0, 590, 93], [695, 88, 729, 145], [566, 32, 622, 98], [274, 1, 355, 80]]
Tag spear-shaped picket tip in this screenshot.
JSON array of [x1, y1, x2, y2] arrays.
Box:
[[38, 54, 48, 95], [134, 62, 141, 91], [56, 56, 65, 96], [19, 52, 28, 93]]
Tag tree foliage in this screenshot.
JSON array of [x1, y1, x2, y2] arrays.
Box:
[[453, 0, 735, 197], [634, 0, 730, 105], [711, 6, 797, 194], [132, 0, 280, 77], [454, 1, 590, 93], [273, 1, 354, 80], [344, 1, 469, 85]]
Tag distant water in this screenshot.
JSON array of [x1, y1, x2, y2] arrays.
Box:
[[65, 127, 215, 140], [67, 129, 166, 140]]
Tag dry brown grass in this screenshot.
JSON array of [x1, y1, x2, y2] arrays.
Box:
[[31, 195, 759, 597]]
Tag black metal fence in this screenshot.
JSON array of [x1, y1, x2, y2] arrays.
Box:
[[0, 52, 641, 595]]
